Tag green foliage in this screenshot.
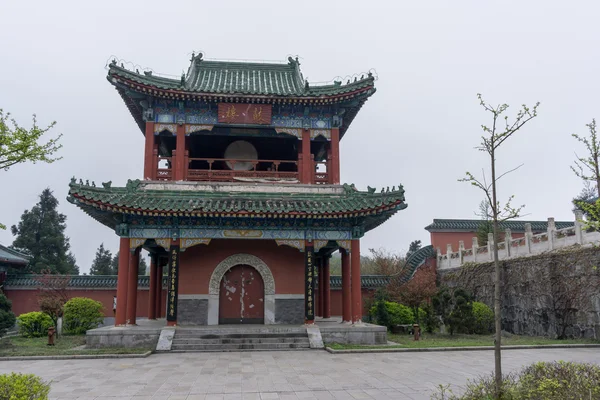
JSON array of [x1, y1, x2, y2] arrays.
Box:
[[432, 361, 600, 400], [422, 303, 440, 333], [0, 372, 50, 399], [16, 311, 53, 338], [110, 251, 148, 276], [433, 287, 475, 335], [0, 294, 16, 338], [370, 301, 415, 329], [63, 297, 104, 334], [89, 243, 113, 275], [472, 301, 494, 334], [138, 255, 147, 276], [10, 188, 79, 274]]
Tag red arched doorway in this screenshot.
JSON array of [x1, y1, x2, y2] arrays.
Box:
[[219, 264, 265, 324]]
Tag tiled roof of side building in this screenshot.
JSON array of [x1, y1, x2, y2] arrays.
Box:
[[108, 54, 375, 99], [424, 219, 574, 232], [6, 275, 389, 290], [0, 244, 30, 267]]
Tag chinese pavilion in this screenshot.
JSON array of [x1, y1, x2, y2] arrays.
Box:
[[68, 53, 407, 327]]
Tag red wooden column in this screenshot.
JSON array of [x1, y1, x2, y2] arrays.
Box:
[[330, 128, 340, 184], [317, 258, 324, 318], [126, 247, 140, 325], [144, 122, 155, 180], [115, 237, 130, 326], [341, 249, 352, 323], [174, 125, 186, 180], [301, 129, 312, 184], [155, 258, 164, 318], [148, 254, 157, 320], [323, 256, 331, 319], [351, 240, 362, 324]]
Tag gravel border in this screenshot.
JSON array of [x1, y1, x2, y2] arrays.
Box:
[[325, 344, 600, 354]]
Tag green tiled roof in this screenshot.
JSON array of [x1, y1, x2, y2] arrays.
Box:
[[0, 244, 30, 268], [4, 274, 167, 289], [108, 54, 375, 98], [396, 245, 435, 283], [329, 275, 389, 290], [6, 274, 386, 290], [424, 219, 574, 233], [67, 180, 407, 226]]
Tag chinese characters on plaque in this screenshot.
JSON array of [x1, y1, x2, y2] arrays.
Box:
[[305, 246, 315, 320], [217, 103, 272, 125], [166, 245, 179, 322]]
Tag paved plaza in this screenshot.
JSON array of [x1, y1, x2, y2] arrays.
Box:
[[1, 348, 598, 399]]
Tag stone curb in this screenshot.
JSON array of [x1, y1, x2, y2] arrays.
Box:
[[0, 351, 153, 361], [324, 344, 600, 354]]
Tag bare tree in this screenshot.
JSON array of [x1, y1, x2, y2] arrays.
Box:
[[460, 93, 540, 399]]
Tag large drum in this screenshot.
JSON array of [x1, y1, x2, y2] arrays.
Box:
[[224, 140, 258, 171]]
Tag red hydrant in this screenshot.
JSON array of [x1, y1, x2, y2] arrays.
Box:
[[47, 327, 55, 346]]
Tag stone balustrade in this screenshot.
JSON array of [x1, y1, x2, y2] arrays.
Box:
[[437, 210, 600, 269]]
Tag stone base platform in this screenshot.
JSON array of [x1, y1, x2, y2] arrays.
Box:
[[316, 317, 387, 345], [86, 317, 386, 349], [86, 319, 164, 349]]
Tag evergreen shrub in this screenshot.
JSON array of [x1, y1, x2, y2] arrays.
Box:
[[0, 373, 50, 399], [0, 294, 16, 338], [63, 297, 104, 334], [16, 311, 53, 338], [472, 301, 494, 334]]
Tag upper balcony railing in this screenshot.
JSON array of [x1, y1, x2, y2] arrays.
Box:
[[152, 150, 330, 184], [186, 158, 299, 182]]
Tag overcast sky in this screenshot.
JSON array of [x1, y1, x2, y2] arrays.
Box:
[[1, 1, 598, 274]]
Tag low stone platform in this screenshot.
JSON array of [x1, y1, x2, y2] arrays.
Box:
[[86, 317, 386, 348], [86, 319, 164, 348], [317, 317, 387, 345]]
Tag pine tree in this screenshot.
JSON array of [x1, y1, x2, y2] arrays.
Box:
[[89, 244, 113, 275], [138, 256, 148, 276], [110, 251, 148, 275], [10, 188, 79, 274], [110, 252, 119, 275]]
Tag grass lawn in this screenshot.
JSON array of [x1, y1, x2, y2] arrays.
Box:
[[0, 335, 151, 357], [327, 333, 600, 350]]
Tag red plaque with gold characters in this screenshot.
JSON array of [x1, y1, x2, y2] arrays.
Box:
[[218, 103, 272, 125]]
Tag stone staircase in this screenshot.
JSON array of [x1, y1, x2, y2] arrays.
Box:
[[171, 326, 311, 352]]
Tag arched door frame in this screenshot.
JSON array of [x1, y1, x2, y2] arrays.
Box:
[[207, 254, 275, 325]]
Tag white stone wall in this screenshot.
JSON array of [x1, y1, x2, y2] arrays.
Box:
[[437, 211, 600, 269]]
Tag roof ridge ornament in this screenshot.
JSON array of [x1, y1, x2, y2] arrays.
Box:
[[126, 179, 141, 193]]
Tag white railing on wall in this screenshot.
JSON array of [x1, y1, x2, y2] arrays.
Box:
[[437, 211, 600, 269]]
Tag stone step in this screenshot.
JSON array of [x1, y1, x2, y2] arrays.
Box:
[[173, 332, 308, 339], [171, 342, 310, 351], [174, 328, 307, 336], [172, 337, 309, 345]]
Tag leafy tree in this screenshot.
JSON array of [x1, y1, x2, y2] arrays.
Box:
[[0, 293, 16, 338], [459, 94, 539, 399], [10, 188, 78, 274], [0, 110, 62, 230], [89, 244, 113, 275], [368, 248, 404, 276], [35, 270, 71, 328], [571, 119, 600, 199], [391, 265, 438, 326]]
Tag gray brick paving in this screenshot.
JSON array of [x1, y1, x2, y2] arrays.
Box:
[[0, 348, 598, 399]]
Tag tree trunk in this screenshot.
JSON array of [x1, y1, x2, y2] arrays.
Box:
[[491, 148, 503, 400]]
